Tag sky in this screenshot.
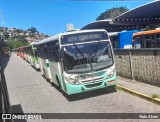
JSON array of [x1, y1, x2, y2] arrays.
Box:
[[0, 0, 154, 36]]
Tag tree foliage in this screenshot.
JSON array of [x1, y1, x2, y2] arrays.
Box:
[[1, 26, 45, 49], [5, 40, 28, 49], [3, 31, 10, 39], [96, 7, 129, 20], [27, 27, 38, 36], [5, 35, 29, 49], [0, 39, 7, 50]]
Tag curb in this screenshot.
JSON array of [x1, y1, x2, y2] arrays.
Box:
[[116, 85, 160, 105]]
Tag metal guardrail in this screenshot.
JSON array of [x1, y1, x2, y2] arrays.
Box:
[[0, 54, 12, 122]]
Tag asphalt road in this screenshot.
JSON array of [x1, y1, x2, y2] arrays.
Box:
[[2, 53, 160, 122]]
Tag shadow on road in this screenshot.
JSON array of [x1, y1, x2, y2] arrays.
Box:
[[42, 71, 117, 101], [64, 86, 117, 101], [51, 81, 117, 101], [31, 65, 41, 72], [11, 104, 27, 122], [0, 54, 11, 71]]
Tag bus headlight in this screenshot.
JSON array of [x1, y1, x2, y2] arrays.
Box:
[[64, 77, 77, 84], [107, 69, 115, 78]]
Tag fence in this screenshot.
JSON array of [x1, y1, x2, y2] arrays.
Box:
[[114, 48, 160, 86]]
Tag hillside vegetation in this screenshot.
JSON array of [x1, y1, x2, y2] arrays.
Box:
[[0, 27, 48, 49]]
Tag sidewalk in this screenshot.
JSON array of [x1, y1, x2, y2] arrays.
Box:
[[117, 76, 160, 105]]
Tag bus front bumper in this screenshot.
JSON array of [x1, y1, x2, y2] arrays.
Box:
[[65, 74, 117, 95]]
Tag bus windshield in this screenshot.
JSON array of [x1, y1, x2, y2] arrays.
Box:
[[62, 41, 113, 73]]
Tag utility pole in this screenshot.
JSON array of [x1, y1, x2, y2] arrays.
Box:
[[0, 9, 5, 41], [0, 9, 5, 54]]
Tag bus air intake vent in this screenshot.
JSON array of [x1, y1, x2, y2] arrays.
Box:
[[93, 71, 105, 77], [85, 82, 102, 88]]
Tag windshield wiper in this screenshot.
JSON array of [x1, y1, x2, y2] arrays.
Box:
[[73, 43, 84, 58], [72, 43, 85, 66]]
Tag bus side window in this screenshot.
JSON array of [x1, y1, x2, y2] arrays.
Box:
[[156, 34, 160, 48], [53, 40, 60, 62], [44, 45, 48, 58], [47, 42, 54, 62], [34, 49, 38, 58], [150, 35, 156, 48], [115, 36, 119, 48], [133, 36, 143, 48], [110, 35, 119, 48], [145, 35, 152, 48], [41, 45, 44, 59], [40, 45, 47, 59], [38, 46, 40, 58], [37, 46, 40, 57]]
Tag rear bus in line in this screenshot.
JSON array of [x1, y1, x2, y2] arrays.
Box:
[[132, 29, 160, 48], [23, 43, 40, 70], [36, 29, 117, 95], [109, 30, 140, 49], [16, 48, 20, 56], [20, 47, 26, 59]]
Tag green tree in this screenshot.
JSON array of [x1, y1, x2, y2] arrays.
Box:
[[27, 27, 38, 36], [5, 35, 29, 49], [96, 7, 129, 20], [3, 31, 10, 39], [5, 39, 28, 49], [15, 29, 23, 33]]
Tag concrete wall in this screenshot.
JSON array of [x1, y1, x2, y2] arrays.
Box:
[[114, 49, 160, 86]]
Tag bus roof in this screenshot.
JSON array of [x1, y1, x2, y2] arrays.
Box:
[[133, 29, 160, 37], [36, 29, 107, 46], [108, 32, 119, 36]]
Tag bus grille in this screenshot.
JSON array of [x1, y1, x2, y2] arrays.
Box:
[[80, 71, 105, 79], [93, 71, 106, 76], [82, 77, 103, 83], [85, 82, 102, 88]]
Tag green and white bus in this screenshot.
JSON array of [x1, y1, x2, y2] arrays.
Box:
[[23, 42, 40, 70], [36, 29, 117, 95]]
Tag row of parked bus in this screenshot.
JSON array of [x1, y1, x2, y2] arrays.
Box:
[[109, 29, 160, 49], [16, 29, 117, 95], [16, 28, 160, 95], [16, 43, 39, 69]]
